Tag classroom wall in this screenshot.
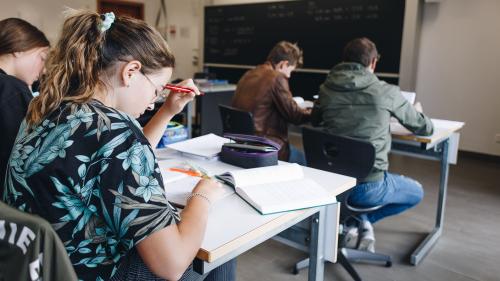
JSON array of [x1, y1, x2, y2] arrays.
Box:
[[202, 0, 500, 156], [158, 0, 201, 80], [415, 0, 500, 156], [0, 0, 201, 82], [2, 0, 499, 156], [0, 0, 161, 43]]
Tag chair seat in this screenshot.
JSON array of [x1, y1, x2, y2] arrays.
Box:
[[298, 127, 390, 280], [345, 202, 384, 214], [344, 193, 384, 214]]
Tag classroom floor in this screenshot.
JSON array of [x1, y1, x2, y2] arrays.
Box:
[[236, 136, 500, 281]]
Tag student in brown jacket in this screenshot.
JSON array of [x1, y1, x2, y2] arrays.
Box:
[[232, 41, 311, 164]]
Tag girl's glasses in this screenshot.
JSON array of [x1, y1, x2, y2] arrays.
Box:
[[140, 71, 201, 98], [141, 71, 167, 100]]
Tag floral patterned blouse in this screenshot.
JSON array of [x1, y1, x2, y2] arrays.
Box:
[[3, 100, 180, 281]]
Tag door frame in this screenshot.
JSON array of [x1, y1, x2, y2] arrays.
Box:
[[97, 0, 145, 20]]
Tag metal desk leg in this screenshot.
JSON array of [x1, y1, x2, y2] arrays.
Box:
[[308, 208, 325, 281], [187, 101, 193, 138], [411, 139, 449, 265]]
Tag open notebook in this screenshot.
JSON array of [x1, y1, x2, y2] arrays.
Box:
[[167, 133, 229, 160], [293, 96, 314, 109], [391, 91, 417, 124], [216, 164, 336, 215], [400, 91, 416, 104]]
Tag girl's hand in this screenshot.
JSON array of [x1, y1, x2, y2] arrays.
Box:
[[161, 79, 200, 115]]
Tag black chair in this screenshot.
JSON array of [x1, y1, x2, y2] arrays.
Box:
[[293, 127, 391, 281], [218, 104, 255, 135]]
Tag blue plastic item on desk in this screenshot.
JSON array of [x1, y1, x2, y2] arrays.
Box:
[[157, 122, 189, 148]]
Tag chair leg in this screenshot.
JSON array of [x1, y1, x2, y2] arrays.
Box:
[[342, 248, 392, 267], [338, 250, 363, 281], [292, 250, 390, 279], [292, 258, 309, 275]]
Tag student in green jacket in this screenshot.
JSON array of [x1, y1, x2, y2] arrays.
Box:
[[311, 37, 434, 252]]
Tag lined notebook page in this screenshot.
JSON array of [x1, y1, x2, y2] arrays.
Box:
[[400, 91, 416, 104], [167, 133, 229, 159], [239, 178, 328, 205], [236, 178, 334, 214], [230, 163, 303, 187]]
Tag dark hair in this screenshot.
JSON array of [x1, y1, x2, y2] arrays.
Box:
[[267, 41, 303, 68], [0, 18, 50, 55], [342, 37, 379, 67], [26, 10, 176, 127]]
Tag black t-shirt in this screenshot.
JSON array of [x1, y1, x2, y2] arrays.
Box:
[[0, 69, 33, 199]]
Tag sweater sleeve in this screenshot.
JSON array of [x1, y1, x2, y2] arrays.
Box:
[[390, 90, 434, 136]]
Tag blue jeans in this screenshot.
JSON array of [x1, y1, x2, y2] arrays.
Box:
[[348, 172, 424, 224], [288, 144, 307, 166], [202, 259, 236, 281]]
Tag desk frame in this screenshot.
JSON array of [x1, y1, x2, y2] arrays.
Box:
[[192, 207, 329, 281], [159, 149, 353, 281], [391, 138, 450, 265]]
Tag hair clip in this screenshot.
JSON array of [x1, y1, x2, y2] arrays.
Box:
[[99, 12, 115, 32]]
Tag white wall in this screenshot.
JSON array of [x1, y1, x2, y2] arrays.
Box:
[[158, 0, 201, 80], [0, 0, 161, 43], [0, 0, 93, 43], [0, 0, 198, 81], [416, 0, 500, 156]]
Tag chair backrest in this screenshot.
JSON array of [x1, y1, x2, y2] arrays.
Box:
[[302, 127, 375, 180], [218, 104, 255, 135]]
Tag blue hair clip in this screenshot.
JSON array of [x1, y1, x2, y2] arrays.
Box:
[[99, 12, 115, 32]]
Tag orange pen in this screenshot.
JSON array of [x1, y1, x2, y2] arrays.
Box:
[[169, 167, 202, 177]]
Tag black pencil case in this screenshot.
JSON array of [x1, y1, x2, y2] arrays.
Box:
[[220, 133, 281, 168]]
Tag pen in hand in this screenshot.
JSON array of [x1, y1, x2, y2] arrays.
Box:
[[164, 84, 204, 96], [169, 162, 212, 180], [185, 162, 228, 186], [169, 168, 203, 177]]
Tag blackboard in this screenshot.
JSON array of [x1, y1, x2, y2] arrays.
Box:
[[204, 0, 406, 74]]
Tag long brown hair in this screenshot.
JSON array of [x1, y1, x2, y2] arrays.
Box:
[[26, 10, 175, 128], [0, 18, 49, 55]]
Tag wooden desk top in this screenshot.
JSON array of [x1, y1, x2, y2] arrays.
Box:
[[198, 165, 355, 262], [197, 195, 317, 262], [391, 118, 464, 144], [156, 149, 355, 262]]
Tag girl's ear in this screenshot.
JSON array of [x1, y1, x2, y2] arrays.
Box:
[[121, 60, 142, 87]]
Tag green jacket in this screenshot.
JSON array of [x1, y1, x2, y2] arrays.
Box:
[[0, 201, 77, 281], [311, 63, 434, 182]]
